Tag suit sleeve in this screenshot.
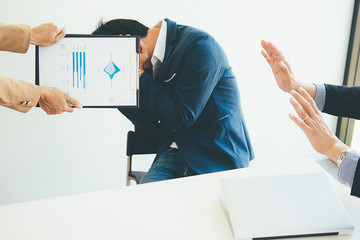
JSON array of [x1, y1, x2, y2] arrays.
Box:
[[0, 76, 41, 113], [0, 23, 31, 53], [139, 36, 225, 131], [351, 159, 360, 197], [119, 107, 163, 133], [323, 84, 360, 119], [0, 23, 39, 113]]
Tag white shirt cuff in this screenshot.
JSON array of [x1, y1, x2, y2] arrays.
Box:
[[314, 83, 326, 111], [337, 149, 359, 187]]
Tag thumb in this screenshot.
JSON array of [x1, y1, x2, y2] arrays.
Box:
[[65, 94, 82, 109], [55, 28, 67, 42], [66, 105, 74, 113]]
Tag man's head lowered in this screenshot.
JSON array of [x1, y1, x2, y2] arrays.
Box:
[[93, 19, 162, 73], [92, 19, 149, 37]]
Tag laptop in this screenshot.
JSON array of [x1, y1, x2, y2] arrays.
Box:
[[220, 173, 354, 240]]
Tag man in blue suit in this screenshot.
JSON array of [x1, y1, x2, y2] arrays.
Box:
[[93, 19, 254, 183]]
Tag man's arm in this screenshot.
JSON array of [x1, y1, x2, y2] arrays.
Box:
[[322, 84, 360, 120], [119, 107, 164, 134]]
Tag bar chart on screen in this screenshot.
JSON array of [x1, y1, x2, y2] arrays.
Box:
[[58, 43, 88, 93], [72, 46, 86, 90]]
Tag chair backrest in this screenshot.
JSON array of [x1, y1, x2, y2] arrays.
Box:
[[126, 129, 162, 185], [126, 130, 160, 156]]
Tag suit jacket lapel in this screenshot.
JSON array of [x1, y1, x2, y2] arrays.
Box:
[[155, 19, 177, 82]]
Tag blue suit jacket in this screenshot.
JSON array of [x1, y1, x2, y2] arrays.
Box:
[[121, 19, 254, 174], [323, 84, 360, 198]]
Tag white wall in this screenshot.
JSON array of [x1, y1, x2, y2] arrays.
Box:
[[0, 0, 354, 205]]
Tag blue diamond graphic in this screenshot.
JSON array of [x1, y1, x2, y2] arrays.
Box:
[[104, 61, 120, 79]]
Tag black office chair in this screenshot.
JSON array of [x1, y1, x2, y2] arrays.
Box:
[[126, 129, 161, 185]]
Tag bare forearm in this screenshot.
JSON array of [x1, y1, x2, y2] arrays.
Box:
[[294, 82, 317, 100], [326, 141, 350, 163]]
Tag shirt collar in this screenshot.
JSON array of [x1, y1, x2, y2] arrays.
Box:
[[151, 19, 167, 66]]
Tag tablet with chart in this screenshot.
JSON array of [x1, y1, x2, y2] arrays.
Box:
[[36, 35, 140, 107]]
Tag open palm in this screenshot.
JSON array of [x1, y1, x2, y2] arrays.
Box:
[[261, 40, 298, 93]]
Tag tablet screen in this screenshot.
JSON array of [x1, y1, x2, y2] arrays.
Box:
[[36, 35, 140, 108]]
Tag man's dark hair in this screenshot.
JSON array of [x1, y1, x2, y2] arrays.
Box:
[[92, 19, 149, 37]]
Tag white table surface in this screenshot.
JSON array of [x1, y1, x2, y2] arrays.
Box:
[[0, 159, 359, 240]]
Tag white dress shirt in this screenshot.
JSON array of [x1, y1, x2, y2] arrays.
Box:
[[151, 20, 167, 78]]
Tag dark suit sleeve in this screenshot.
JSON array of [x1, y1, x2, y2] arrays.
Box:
[[351, 159, 360, 197], [118, 107, 160, 134], [323, 84, 360, 119], [139, 36, 225, 131]]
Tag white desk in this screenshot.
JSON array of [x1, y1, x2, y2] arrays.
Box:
[[0, 159, 359, 240]]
